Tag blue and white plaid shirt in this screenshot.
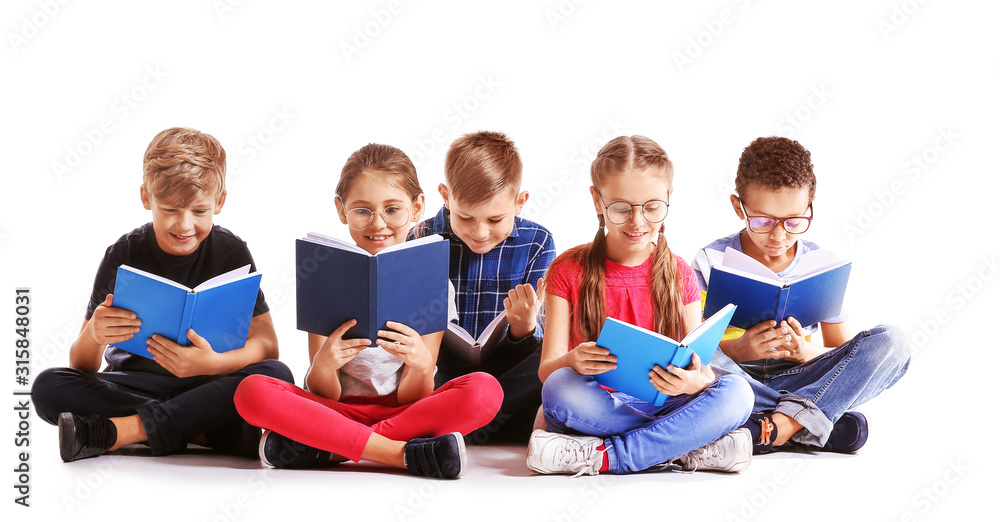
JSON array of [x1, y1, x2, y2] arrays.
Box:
[[411, 206, 556, 339]]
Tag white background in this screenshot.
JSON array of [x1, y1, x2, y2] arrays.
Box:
[[2, 1, 998, 521]]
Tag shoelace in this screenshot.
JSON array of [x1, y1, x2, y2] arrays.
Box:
[[555, 441, 605, 477]]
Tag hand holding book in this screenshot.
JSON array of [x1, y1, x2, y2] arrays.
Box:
[[649, 352, 713, 397]]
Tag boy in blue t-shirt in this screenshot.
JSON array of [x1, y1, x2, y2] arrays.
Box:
[[32, 127, 292, 462], [692, 136, 910, 454], [411, 131, 555, 443]]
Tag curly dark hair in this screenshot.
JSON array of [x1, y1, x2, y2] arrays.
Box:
[[735, 136, 816, 199]]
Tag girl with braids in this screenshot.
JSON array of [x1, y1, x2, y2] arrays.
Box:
[[526, 135, 754, 476]]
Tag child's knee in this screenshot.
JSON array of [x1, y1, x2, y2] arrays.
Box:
[[868, 324, 912, 369], [715, 374, 754, 424], [246, 359, 294, 384], [31, 367, 80, 424]]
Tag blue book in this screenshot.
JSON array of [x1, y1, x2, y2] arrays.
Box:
[[110, 264, 262, 359], [704, 246, 851, 330], [594, 304, 737, 406], [295, 233, 450, 341]]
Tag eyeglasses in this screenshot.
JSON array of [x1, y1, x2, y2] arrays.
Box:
[[344, 205, 412, 231], [597, 192, 669, 225], [738, 199, 813, 234]]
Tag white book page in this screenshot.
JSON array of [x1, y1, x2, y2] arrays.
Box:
[[446, 322, 476, 345], [680, 303, 734, 346], [605, 317, 679, 345], [721, 247, 784, 284], [477, 311, 507, 344], [194, 265, 255, 292], [303, 232, 369, 255], [119, 264, 191, 292], [378, 233, 443, 254], [713, 265, 784, 287], [785, 249, 850, 284]]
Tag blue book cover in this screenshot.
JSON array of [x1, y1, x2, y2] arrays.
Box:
[[704, 247, 851, 330], [295, 233, 449, 341], [594, 304, 736, 406], [110, 264, 262, 359]]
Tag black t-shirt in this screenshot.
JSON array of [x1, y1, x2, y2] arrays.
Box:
[[86, 223, 269, 375]]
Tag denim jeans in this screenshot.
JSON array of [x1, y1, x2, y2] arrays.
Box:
[[711, 324, 910, 446], [542, 367, 753, 473]]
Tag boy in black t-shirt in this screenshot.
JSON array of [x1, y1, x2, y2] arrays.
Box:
[[32, 127, 293, 462]]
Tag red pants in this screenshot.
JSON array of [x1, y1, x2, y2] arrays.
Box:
[[234, 372, 502, 462]]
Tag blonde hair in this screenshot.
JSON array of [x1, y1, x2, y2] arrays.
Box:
[[336, 143, 423, 203], [444, 131, 522, 205], [561, 135, 686, 342], [143, 127, 226, 205]]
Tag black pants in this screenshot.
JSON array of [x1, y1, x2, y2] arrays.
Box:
[[436, 337, 543, 444], [32, 360, 293, 456]]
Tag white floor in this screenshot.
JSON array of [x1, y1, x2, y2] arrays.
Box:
[[21, 376, 987, 522]]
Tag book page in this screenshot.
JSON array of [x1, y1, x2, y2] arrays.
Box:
[[721, 247, 784, 284], [785, 249, 850, 284], [680, 303, 734, 346], [303, 232, 369, 255], [379, 233, 444, 255], [477, 311, 508, 344], [194, 265, 255, 292]]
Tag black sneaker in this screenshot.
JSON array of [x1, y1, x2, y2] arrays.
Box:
[[58, 412, 117, 463], [741, 411, 779, 455], [259, 430, 333, 469], [403, 432, 467, 479], [821, 412, 868, 453]]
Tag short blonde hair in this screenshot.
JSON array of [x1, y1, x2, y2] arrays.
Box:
[[444, 131, 522, 206], [142, 127, 226, 205]]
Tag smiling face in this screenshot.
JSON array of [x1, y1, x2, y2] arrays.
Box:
[[591, 170, 672, 267], [732, 183, 813, 270], [141, 187, 225, 257], [439, 184, 527, 255], [335, 174, 424, 255]]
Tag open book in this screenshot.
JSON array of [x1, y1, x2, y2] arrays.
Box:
[[703, 246, 851, 330], [295, 232, 450, 341], [441, 312, 508, 365], [594, 304, 736, 406], [110, 264, 262, 359]]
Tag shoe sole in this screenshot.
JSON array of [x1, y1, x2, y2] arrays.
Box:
[[57, 412, 77, 462], [727, 429, 753, 473], [525, 429, 547, 474], [447, 432, 468, 478], [258, 429, 277, 468]]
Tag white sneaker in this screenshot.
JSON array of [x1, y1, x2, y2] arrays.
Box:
[[675, 428, 752, 473], [526, 429, 606, 476]]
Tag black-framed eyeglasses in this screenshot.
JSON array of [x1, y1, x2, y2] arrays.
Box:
[[344, 205, 412, 231], [597, 192, 669, 225], [738, 198, 813, 234]]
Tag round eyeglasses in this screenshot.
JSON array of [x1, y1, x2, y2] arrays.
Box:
[[345, 205, 412, 231], [739, 199, 813, 234], [597, 192, 669, 225]]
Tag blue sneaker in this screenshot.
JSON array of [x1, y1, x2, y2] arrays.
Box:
[[404, 432, 466, 479], [821, 412, 868, 453], [742, 412, 779, 455], [259, 430, 333, 469]]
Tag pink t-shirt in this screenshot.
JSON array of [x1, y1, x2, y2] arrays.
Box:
[[546, 250, 701, 352]]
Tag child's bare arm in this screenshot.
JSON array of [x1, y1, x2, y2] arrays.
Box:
[[538, 294, 617, 382], [382, 323, 440, 405], [305, 321, 370, 400], [69, 294, 141, 374]]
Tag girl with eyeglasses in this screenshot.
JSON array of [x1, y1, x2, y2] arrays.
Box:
[[526, 136, 754, 476], [691, 136, 910, 455], [234, 143, 502, 478]]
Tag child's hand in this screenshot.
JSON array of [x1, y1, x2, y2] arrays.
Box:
[[314, 319, 371, 371], [377, 321, 434, 373], [568, 341, 617, 375], [732, 320, 793, 361], [504, 278, 545, 340], [147, 329, 222, 378], [649, 353, 713, 396], [780, 317, 829, 364], [87, 294, 142, 346]]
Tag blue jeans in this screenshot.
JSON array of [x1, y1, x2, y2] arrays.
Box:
[[711, 324, 910, 446], [542, 367, 753, 474]]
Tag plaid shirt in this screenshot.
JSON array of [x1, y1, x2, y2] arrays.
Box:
[[411, 206, 555, 339]]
